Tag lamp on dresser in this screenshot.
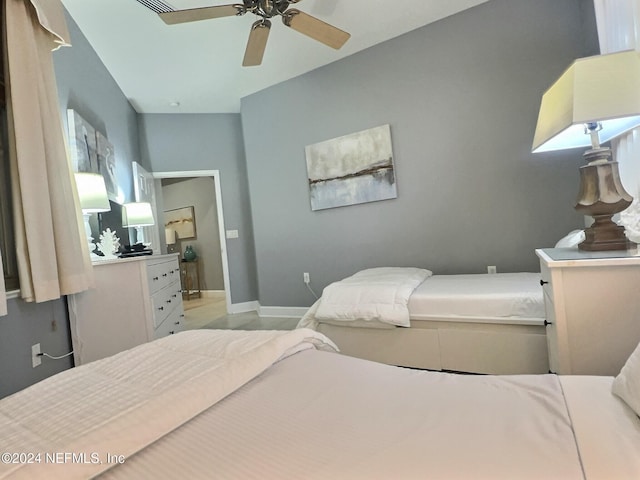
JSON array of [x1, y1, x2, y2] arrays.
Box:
[[74, 172, 111, 259], [532, 49, 640, 251], [122, 201, 155, 248]]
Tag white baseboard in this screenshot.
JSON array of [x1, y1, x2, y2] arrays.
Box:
[[226, 302, 310, 318], [259, 306, 309, 318], [228, 301, 260, 314]]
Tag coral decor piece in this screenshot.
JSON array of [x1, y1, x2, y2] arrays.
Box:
[[96, 228, 120, 259]]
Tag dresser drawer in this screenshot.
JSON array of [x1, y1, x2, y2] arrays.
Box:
[[146, 259, 180, 295], [150, 281, 182, 328], [154, 305, 185, 339]]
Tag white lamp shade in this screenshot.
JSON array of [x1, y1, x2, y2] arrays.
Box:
[[122, 202, 155, 227], [74, 172, 110, 213], [532, 50, 640, 153], [165, 227, 176, 245]]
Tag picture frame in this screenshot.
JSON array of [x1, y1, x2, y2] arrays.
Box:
[[164, 206, 197, 240], [96, 131, 118, 202], [67, 109, 98, 174], [305, 124, 397, 211], [68, 109, 119, 203]]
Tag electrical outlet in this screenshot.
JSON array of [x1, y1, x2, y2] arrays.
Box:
[[487, 265, 497, 274], [32, 344, 41, 368], [303, 272, 310, 284]]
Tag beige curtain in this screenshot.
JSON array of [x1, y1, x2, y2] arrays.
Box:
[[1, 0, 93, 313]]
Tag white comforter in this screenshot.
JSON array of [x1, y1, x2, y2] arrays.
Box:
[[0, 329, 337, 480], [311, 267, 432, 328]]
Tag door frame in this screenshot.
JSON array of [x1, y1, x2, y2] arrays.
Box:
[[153, 169, 231, 312]]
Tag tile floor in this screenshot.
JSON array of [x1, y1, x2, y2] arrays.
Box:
[[182, 294, 299, 331]]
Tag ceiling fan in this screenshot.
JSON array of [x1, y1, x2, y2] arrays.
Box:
[[151, 0, 351, 67]]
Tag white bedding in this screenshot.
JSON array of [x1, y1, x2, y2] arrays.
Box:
[[299, 271, 545, 330], [100, 350, 589, 480], [314, 267, 432, 327], [0, 329, 337, 480], [1, 330, 639, 479], [560, 376, 640, 480], [408, 272, 545, 321]]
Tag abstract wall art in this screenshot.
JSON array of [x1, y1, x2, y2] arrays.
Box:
[[305, 124, 397, 211]]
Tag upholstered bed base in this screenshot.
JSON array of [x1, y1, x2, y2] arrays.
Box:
[[318, 316, 549, 374]]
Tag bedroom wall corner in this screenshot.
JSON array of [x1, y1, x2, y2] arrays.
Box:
[[138, 113, 259, 304]]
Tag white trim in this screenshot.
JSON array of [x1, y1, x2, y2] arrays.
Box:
[[259, 306, 308, 318], [228, 301, 260, 314], [153, 170, 232, 313], [6, 289, 20, 300]]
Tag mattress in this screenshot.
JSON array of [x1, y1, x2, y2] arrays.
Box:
[[408, 272, 544, 322], [2, 331, 638, 479], [100, 349, 639, 480]]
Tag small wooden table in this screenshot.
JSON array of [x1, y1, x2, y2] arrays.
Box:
[[181, 259, 201, 300]]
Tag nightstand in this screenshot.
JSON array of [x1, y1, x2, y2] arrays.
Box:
[[536, 248, 640, 376], [181, 259, 202, 300]]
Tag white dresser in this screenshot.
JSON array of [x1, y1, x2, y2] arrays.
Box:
[[68, 253, 184, 366], [536, 248, 640, 376]]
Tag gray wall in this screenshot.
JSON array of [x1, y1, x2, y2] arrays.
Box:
[[162, 177, 225, 291], [54, 12, 144, 203], [241, 0, 599, 307], [0, 299, 72, 398], [138, 114, 257, 304]]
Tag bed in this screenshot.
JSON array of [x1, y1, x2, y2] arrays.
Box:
[[1, 329, 639, 479], [298, 267, 549, 374]]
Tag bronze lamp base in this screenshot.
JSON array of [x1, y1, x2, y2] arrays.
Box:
[[574, 148, 634, 251]]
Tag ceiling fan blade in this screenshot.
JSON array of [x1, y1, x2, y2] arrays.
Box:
[[282, 9, 350, 50], [243, 20, 271, 67], [159, 5, 243, 25]]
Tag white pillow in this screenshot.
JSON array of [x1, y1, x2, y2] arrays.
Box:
[[555, 229, 585, 248], [612, 341, 640, 417]]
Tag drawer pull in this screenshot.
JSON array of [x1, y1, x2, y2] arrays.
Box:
[[540, 280, 549, 286], [169, 331, 175, 335], [158, 306, 164, 311], [175, 321, 180, 325], [153, 276, 159, 281], [180, 314, 185, 318], [544, 320, 553, 326], [172, 294, 177, 298], [166, 299, 172, 304], [162, 273, 168, 277]]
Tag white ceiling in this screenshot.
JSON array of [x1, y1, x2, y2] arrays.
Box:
[[61, 0, 489, 113]]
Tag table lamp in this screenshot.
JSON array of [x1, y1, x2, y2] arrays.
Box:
[[122, 201, 155, 246], [532, 50, 640, 251], [74, 172, 111, 259], [165, 227, 180, 254]]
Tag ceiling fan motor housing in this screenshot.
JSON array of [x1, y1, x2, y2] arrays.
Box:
[[248, 0, 294, 18]]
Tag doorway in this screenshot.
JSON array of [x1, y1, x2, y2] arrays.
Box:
[[153, 170, 231, 314]]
